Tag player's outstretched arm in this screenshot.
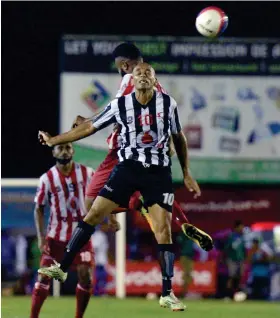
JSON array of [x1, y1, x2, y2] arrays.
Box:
[[38, 121, 97, 147], [72, 115, 87, 128], [39, 101, 117, 147], [71, 104, 109, 129]]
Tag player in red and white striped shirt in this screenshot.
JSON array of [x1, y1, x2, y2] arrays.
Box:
[[74, 43, 213, 251], [30, 143, 94, 318]]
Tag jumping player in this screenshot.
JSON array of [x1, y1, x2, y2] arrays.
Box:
[[38, 63, 203, 310], [76, 43, 212, 251], [30, 143, 95, 318]]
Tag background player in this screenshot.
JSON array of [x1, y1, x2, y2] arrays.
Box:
[[38, 63, 201, 311], [30, 143, 94, 318], [75, 43, 213, 251]]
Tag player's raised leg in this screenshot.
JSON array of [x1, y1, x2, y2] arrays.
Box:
[[38, 196, 118, 281], [130, 189, 213, 251], [129, 191, 155, 232], [172, 200, 213, 251]]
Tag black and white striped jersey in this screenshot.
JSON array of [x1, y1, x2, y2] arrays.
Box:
[[93, 91, 182, 167]]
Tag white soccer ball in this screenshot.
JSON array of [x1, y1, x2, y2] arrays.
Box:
[[233, 291, 247, 302], [196, 6, 229, 38]]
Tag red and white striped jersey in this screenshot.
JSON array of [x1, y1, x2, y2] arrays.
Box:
[[107, 74, 167, 150], [34, 163, 94, 242]]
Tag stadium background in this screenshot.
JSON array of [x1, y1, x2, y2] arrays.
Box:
[[2, 1, 280, 317]]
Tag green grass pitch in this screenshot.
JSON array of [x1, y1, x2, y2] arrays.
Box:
[[1, 296, 279, 318]]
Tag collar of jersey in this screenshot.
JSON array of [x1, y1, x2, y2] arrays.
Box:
[[132, 91, 156, 109]]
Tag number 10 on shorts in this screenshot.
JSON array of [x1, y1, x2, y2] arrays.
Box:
[[163, 193, 174, 206]]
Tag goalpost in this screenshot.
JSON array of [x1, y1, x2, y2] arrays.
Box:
[[2, 178, 126, 298], [115, 212, 126, 298]]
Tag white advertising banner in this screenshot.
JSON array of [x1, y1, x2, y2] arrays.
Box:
[[60, 73, 280, 182]]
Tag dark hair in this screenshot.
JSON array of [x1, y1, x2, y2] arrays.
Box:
[[112, 42, 142, 60], [234, 220, 243, 228]]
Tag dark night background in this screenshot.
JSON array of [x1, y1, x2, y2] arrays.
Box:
[[2, 1, 280, 178]]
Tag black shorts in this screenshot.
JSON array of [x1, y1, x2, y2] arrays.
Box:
[[98, 159, 174, 212]]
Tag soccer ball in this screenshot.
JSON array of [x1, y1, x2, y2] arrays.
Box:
[[233, 291, 247, 302], [196, 6, 228, 38]]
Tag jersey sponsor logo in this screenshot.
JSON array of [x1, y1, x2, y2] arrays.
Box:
[[136, 131, 157, 148], [68, 183, 76, 192], [127, 116, 133, 124]]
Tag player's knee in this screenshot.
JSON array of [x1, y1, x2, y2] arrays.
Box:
[[77, 265, 92, 288], [84, 205, 105, 225], [86, 206, 104, 224], [84, 197, 115, 225]]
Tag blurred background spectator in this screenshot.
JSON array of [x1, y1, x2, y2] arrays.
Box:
[[247, 238, 272, 300], [224, 220, 246, 298], [29, 237, 41, 290], [92, 225, 109, 296], [177, 234, 195, 297], [1, 230, 16, 282]]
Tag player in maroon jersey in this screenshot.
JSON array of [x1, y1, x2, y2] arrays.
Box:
[[74, 43, 213, 251], [30, 143, 95, 318]]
